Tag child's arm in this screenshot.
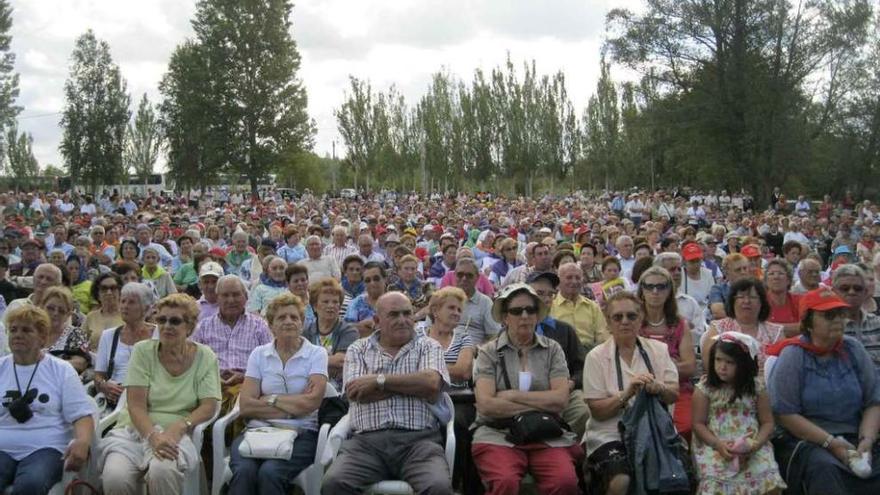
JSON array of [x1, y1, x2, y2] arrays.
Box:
[[692, 387, 733, 460], [751, 390, 775, 452]]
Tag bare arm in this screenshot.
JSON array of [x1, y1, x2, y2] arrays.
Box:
[[776, 413, 851, 463], [447, 347, 475, 384], [272, 375, 327, 418], [700, 323, 719, 356], [63, 414, 94, 472], [676, 323, 697, 379], [127, 386, 157, 439], [347, 370, 441, 403], [239, 377, 288, 420], [165, 397, 217, 441], [495, 376, 569, 414], [858, 404, 880, 454], [474, 377, 534, 418], [781, 322, 801, 338], [752, 391, 775, 451], [327, 352, 346, 373]]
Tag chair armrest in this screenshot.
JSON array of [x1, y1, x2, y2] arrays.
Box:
[[193, 400, 222, 451], [211, 401, 240, 495], [320, 414, 351, 467], [314, 422, 331, 466], [444, 414, 456, 475]]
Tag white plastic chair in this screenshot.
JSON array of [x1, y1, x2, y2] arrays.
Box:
[[322, 393, 456, 495], [99, 393, 221, 495], [211, 382, 339, 495]]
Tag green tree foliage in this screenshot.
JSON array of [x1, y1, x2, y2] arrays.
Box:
[[605, 0, 873, 202], [4, 126, 37, 190], [59, 30, 131, 191], [0, 0, 19, 150], [191, 0, 315, 196], [125, 93, 163, 185]]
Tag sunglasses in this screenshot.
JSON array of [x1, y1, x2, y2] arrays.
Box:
[[155, 316, 186, 326], [610, 312, 640, 322], [836, 285, 865, 294], [641, 282, 670, 292], [507, 306, 539, 316]]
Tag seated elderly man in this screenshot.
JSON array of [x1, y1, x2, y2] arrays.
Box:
[[323, 292, 453, 495], [4, 263, 63, 327], [191, 275, 272, 410]]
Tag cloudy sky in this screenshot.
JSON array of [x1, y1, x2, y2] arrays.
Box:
[[9, 0, 641, 171]]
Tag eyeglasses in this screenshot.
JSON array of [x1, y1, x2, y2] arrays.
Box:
[[364, 276, 384, 283], [641, 282, 670, 292], [456, 272, 476, 279], [836, 285, 865, 294], [386, 309, 413, 319], [610, 312, 640, 322], [506, 306, 539, 316], [99, 284, 119, 292], [155, 316, 186, 326]]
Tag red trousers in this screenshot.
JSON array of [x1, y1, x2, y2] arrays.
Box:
[[472, 442, 583, 495], [674, 388, 693, 443]]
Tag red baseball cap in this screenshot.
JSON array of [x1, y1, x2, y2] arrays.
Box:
[[799, 288, 850, 318], [740, 244, 761, 258], [681, 242, 702, 261]]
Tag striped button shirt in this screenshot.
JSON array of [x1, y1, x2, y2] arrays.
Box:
[[191, 311, 272, 371], [323, 243, 358, 270], [344, 330, 450, 433]]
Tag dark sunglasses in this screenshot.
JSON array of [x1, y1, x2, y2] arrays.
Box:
[[610, 312, 640, 323], [836, 285, 865, 294], [506, 306, 539, 316], [155, 316, 186, 326], [641, 282, 671, 292]]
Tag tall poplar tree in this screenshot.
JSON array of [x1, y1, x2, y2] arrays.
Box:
[[59, 30, 130, 191]]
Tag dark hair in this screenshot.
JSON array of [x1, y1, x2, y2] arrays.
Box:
[[0, 254, 7, 269], [552, 249, 577, 269], [725, 278, 770, 321], [176, 234, 193, 246], [342, 254, 364, 271], [706, 340, 758, 402], [601, 256, 621, 272], [119, 239, 140, 259], [363, 261, 387, 279], [636, 266, 680, 325], [284, 264, 309, 282], [580, 243, 597, 257], [112, 261, 141, 279], [90, 272, 123, 302], [630, 256, 655, 285]]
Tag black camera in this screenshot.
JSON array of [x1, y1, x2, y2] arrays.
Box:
[[7, 389, 37, 423]]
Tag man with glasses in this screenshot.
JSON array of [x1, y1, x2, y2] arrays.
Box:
[[551, 262, 608, 351], [833, 264, 880, 369], [527, 271, 589, 438], [454, 257, 500, 344], [324, 292, 453, 494]]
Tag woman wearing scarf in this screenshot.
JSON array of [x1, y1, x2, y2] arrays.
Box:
[[246, 255, 288, 315], [767, 288, 880, 494], [66, 254, 94, 314], [488, 238, 520, 287], [140, 246, 177, 299]]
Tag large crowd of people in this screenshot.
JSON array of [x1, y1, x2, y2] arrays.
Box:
[[0, 186, 879, 494]]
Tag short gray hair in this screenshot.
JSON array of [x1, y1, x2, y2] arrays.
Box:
[[217, 274, 249, 296], [305, 235, 322, 246], [454, 257, 478, 273], [832, 264, 867, 286], [121, 282, 157, 310], [653, 252, 682, 267]]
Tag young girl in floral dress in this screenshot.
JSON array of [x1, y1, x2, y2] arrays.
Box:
[[692, 331, 786, 494]]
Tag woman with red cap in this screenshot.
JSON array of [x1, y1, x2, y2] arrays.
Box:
[[767, 288, 880, 494]]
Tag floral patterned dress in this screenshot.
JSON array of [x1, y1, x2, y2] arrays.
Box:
[[693, 377, 786, 495]]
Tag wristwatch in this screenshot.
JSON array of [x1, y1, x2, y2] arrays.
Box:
[[376, 374, 386, 391], [184, 417, 194, 431], [267, 394, 279, 407]]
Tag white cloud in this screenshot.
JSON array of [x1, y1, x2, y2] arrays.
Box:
[[8, 0, 643, 171]]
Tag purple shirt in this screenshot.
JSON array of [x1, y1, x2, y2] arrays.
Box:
[[197, 298, 219, 324], [191, 311, 272, 371]]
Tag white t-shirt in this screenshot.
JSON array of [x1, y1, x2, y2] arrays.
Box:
[[0, 354, 95, 460], [94, 326, 160, 384], [679, 266, 715, 308]]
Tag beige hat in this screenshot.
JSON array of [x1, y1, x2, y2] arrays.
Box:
[[199, 261, 224, 279], [491, 283, 549, 323]]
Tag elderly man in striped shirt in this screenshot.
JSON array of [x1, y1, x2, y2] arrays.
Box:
[[323, 292, 453, 494], [191, 275, 271, 412]]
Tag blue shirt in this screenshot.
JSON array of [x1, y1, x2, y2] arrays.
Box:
[[344, 294, 376, 323], [769, 336, 880, 435], [708, 282, 730, 306], [277, 244, 306, 265]]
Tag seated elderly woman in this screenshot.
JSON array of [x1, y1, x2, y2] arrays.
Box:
[[38, 286, 92, 376], [247, 255, 289, 315], [228, 292, 328, 495], [582, 291, 679, 495], [301, 277, 357, 392], [94, 282, 158, 408], [100, 293, 221, 495], [701, 278, 784, 378], [0, 306, 95, 494], [471, 283, 583, 495], [768, 288, 880, 494]]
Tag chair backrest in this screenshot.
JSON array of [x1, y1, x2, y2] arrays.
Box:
[[324, 381, 339, 399]]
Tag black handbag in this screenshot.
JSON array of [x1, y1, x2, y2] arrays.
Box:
[[318, 396, 348, 427], [496, 350, 568, 445]]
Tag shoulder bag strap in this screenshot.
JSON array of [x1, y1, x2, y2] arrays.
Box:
[[497, 347, 513, 391], [105, 325, 123, 380], [616, 339, 656, 392]]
